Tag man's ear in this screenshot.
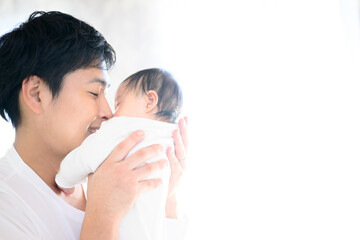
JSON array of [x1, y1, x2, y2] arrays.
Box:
[[21, 75, 51, 114], [145, 90, 159, 113]]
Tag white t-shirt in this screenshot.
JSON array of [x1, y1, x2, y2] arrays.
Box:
[[0, 124, 188, 239], [0, 146, 84, 239], [55, 116, 177, 240]]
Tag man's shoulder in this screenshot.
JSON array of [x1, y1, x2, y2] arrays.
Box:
[[0, 175, 54, 239], [0, 147, 49, 213], [0, 181, 26, 213], [0, 186, 42, 239], [0, 175, 40, 236], [0, 149, 18, 182], [0, 153, 33, 212]]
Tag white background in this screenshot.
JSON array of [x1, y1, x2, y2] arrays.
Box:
[[1, 0, 360, 239]]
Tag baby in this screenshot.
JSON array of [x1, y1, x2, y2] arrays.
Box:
[[55, 68, 183, 240]]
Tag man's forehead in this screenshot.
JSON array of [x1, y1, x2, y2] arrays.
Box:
[[88, 77, 111, 88], [63, 67, 111, 88]]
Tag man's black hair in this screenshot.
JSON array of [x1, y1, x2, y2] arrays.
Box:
[[0, 11, 116, 128], [122, 68, 183, 123]]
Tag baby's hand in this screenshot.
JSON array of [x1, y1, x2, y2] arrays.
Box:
[[59, 186, 75, 195]]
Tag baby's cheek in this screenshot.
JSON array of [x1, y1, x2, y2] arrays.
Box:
[[113, 106, 129, 117], [113, 109, 122, 117]]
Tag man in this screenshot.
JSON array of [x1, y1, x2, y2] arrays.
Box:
[[0, 11, 188, 239]]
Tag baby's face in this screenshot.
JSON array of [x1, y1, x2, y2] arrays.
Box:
[[113, 84, 147, 118]]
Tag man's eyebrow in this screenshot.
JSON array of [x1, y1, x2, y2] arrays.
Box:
[[88, 78, 111, 88]]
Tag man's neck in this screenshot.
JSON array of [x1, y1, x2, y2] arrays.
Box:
[[14, 128, 64, 194]]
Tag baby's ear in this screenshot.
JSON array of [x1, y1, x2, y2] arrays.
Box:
[[145, 90, 158, 113]]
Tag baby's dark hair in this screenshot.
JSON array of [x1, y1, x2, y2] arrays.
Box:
[[122, 68, 183, 123], [0, 11, 116, 128]]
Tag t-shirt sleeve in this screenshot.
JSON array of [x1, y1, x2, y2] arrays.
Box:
[[164, 217, 189, 240]]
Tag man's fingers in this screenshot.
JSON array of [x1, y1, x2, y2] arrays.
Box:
[[134, 159, 168, 180], [172, 129, 186, 161], [107, 130, 145, 163], [138, 178, 163, 193], [125, 144, 164, 169], [178, 117, 189, 151], [166, 147, 179, 170]]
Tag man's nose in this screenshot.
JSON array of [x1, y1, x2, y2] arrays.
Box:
[[98, 94, 113, 120]]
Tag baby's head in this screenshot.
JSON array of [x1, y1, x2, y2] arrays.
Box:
[[114, 68, 183, 123]]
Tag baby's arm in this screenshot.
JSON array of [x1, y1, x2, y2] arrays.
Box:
[[55, 144, 95, 190], [55, 119, 125, 191]]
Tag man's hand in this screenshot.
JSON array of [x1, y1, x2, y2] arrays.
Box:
[[166, 117, 188, 219], [81, 130, 167, 239]]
